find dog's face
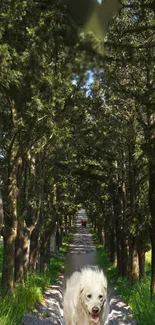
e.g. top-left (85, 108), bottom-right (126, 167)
top-left (80, 281), bottom-right (107, 324)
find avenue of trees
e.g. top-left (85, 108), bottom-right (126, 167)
top-left (1, 0), bottom-right (155, 297)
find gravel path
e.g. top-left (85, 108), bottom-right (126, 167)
top-left (21, 210), bottom-right (136, 325)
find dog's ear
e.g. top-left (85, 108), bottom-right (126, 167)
top-left (100, 278), bottom-right (107, 296)
top-left (80, 287), bottom-right (84, 294)
top-left (99, 271), bottom-right (107, 290)
top-left (101, 285), bottom-right (107, 299)
top-left (103, 286), bottom-right (107, 292)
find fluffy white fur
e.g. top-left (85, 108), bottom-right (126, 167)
top-left (63, 266), bottom-right (108, 325)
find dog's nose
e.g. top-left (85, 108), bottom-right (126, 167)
top-left (92, 306), bottom-right (99, 314)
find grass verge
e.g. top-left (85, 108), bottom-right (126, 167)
top-left (0, 233), bottom-right (72, 325)
top-left (95, 240), bottom-right (155, 325)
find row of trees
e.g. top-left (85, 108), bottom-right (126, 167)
top-left (83, 0), bottom-right (155, 296)
top-left (1, 0), bottom-right (155, 298)
top-left (104, 0), bottom-right (155, 295)
top-left (0, 0), bottom-right (101, 291)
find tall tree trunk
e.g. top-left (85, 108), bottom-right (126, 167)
top-left (149, 159), bottom-right (155, 296)
top-left (40, 234), bottom-right (50, 272)
top-left (97, 219), bottom-right (103, 244)
top-left (29, 225), bottom-right (40, 271)
top-left (14, 157), bottom-right (26, 283)
top-left (128, 119), bottom-right (136, 217)
top-left (117, 151), bottom-right (129, 277)
top-left (0, 188), bottom-right (4, 234)
top-left (114, 195), bottom-right (128, 277)
top-left (115, 238), bottom-right (122, 275)
top-left (25, 154), bottom-right (44, 273)
top-left (64, 215), bottom-right (68, 234)
top-left (23, 205), bottom-right (37, 275)
top-left (128, 237), bottom-right (139, 281)
top-left (109, 229), bottom-right (116, 264)
top-left (113, 188), bottom-right (122, 274)
top-left (104, 229), bottom-right (110, 253)
top-left (15, 219), bottom-right (24, 283)
top-left (137, 240), bottom-right (146, 280)
top-left (40, 216), bottom-right (57, 272)
top-left (23, 228), bottom-right (31, 276)
top-left (120, 236), bottom-right (128, 277)
top-left (2, 157), bottom-right (17, 292)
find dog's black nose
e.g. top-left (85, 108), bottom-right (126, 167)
top-left (92, 307), bottom-right (99, 314)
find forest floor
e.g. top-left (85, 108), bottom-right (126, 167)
top-left (21, 212), bottom-right (136, 325)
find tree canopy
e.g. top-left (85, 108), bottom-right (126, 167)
top-left (1, 0), bottom-right (155, 297)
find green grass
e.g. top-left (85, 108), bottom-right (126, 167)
top-left (96, 242), bottom-right (155, 325)
top-left (0, 233), bottom-right (72, 325)
top-left (146, 250), bottom-right (151, 273)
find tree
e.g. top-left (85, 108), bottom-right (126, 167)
top-left (103, 0), bottom-right (154, 290)
top-left (0, 0), bottom-right (78, 291)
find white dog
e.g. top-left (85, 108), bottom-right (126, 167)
top-left (63, 266), bottom-right (108, 325)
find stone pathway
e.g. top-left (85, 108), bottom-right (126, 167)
top-left (21, 210), bottom-right (136, 325)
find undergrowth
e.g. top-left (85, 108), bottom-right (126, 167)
top-left (95, 240), bottom-right (155, 325)
top-left (0, 233), bottom-right (72, 325)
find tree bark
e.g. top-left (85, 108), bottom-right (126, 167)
top-left (0, 188), bottom-right (4, 234)
top-left (119, 151), bottom-right (128, 277)
top-left (128, 237), bottom-right (139, 281)
top-left (40, 235), bottom-right (51, 272)
top-left (23, 228), bottom-right (31, 276)
top-left (113, 189), bottom-right (122, 275)
top-left (115, 219), bottom-right (122, 275)
top-left (137, 242), bottom-right (146, 280)
top-left (29, 224), bottom-right (40, 271)
top-left (14, 219), bottom-right (24, 283)
top-left (120, 236), bottom-right (128, 277)
top-left (2, 157), bottom-right (18, 292)
top-left (109, 230), bottom-right (116, 264)
top-left (149, 159), bottom-right (155, 296)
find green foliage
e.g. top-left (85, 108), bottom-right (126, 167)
top-left (59, 233), bottom-right (73, 254)
top-left (129, 280), bottom-right (155, 325)
top-left (1, 0), bottom-right (98, 293)
top-left (0, 0), bottom-right (154, 311)
top-left (112, 278), bottom-right (155, 325)
top-left (146, 251), bottom-right (151, 274)
top-left (0, 234), bottom-right (71, 325)
top-left (97, 243), bottom-right (155, 325)
top-left (96, 245), bottom-right (111, 275)
top-left (0, 274), bottom-right (45, 325)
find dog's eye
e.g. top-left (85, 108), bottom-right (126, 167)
top-left (87, 294), bottom-right (92, 299)
top-left (99, 295), bottom-right (103, 299)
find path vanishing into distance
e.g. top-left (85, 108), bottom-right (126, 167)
top-left (21, 210), bottom-right (136, 325)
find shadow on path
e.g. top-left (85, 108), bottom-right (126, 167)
top-left (21, 209), bottom-right (136, 325)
